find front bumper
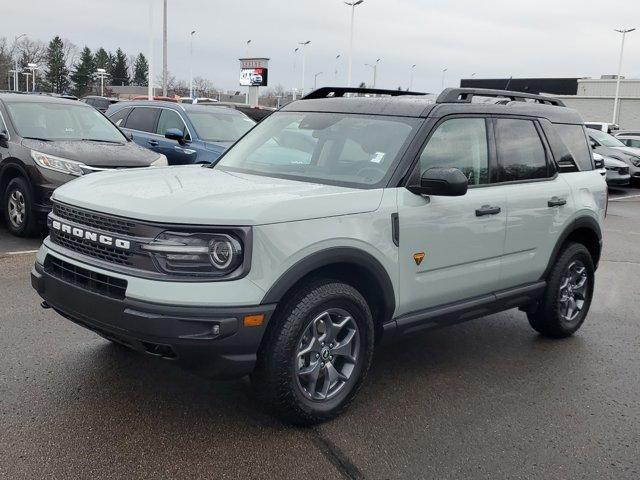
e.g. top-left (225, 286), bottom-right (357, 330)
top-left (31, 261), bottom-right (276, 379)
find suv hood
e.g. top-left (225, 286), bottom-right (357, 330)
top-left (22, 138), bottom-right (159, 167)
top-left (52, 166), bottom-right (384, 225)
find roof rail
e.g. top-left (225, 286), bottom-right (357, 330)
top-left (302, 86), bottom-right (427, 100)
top-left (436, 88), bottom-right (566, 107)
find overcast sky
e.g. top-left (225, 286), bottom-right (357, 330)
top-left (6, 0), bottom-right (640, 93)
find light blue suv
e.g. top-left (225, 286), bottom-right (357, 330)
top-left (105, 101), bottom-right (255, 165)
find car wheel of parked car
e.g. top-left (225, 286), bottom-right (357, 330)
top-left (3, 177), bottom-right (39, 237)
top-left (528, 242), bottom-right (595, 338)
top-left (251, 280), bottom-right (375, 425)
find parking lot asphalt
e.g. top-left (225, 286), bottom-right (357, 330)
top-left (1, 189), bottom-right (639, 479)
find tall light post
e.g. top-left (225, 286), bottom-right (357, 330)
top-left (246, 39), bottom-right (252, 57)
top-left (334, 54), bottom-right (341, 82)
top-left (189, 30), bottom-right (196, 99)
top-left (365, 58), bottom-right (380, 87)
top-left (9, 69), bottom-right (18, 91)
top-left (344, 0), bottom-right (364, 87)
top-left (298, 40), bottom-right (310, 96)
top-left (162, 0), bottom-right (168, 97)
top-left (21, 72), bottom-right (31, 93)
top-left (13, 33), bottom-right (26, 92)
top-left (441, 68), bottom-right (448, 91)
top-left (613, 28), bottom-right (635, 125)
top-left (148, 0), bottom-right (155, 100)
top-left (314, 72), bottom-right (323, 90)
top-left (27, 63), bottom-right (38, 92)
top-left (409, 64), bottom-right (416, 91)
top-left (96, 68), bottom-right (108, 96)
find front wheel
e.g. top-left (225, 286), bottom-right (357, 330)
top-left (528, 242), bottom-right (595, 338)
top-left (251, 280), bottom-right (375, 425)
top-left (3, 177), bottom-right (39, 237)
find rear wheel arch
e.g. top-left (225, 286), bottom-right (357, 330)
top-left (261, 247), bottom-right (396, 340)
top-left (0, 162), bottom-right (30, 202)
top-left (543, 217), bottom-right (602, 279)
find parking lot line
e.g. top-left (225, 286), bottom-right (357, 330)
top-left (610, 193), bottom-right (640, 201)
top-left (4, 249), bottom-right (39, 256)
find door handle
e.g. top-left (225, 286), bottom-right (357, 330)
top-left (148, 140), bottom-right (159, 147)
top-left (476, 205), bottom-right (501, 217)
top-left (174, 145), bottom-right (196, 154)
top-left (548, 197), bottom-right (567, 207)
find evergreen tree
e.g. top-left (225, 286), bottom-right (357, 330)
top-left (111, 48), bottom-right (129, 86)
top-left (94, 48), bottom-right (111, 73)
top-left (133, 53), bottom-right (148, 86)
top-left (70, 46), bottom-right (95, 97)
top-left (44, 36), bottom-right (70, 94)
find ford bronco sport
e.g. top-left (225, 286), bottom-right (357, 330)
top-left (31, 87), bottom-right (606, 425)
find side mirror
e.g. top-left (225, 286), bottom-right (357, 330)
top-left (590, 139), bottom-right (597, 149)
top-left (0, 130), bottom-right (8, 144)
top-left (407, 167), bottom-right (468, 197)
top-left (593, 157), bottom-right (604, 169)
top-left (165, 128), bottom-right (186, 144)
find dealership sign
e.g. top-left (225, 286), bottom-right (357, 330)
top-left (239, 57), bottom-right (269, 87)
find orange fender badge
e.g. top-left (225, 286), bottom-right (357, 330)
top-left (413, 252), bottom-right (425, 266)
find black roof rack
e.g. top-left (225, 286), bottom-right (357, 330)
top-left (436, 88), bottom-right (566, 107)
top-left (302, 86), bottom-right (427, 99)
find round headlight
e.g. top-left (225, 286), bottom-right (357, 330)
top-left (208, 238), bottom-right (234, 269)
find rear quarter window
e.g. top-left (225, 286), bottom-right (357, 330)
top-left (554, 124), bottom-right (593, 171)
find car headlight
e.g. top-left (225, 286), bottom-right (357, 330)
top-left (31, 150), bottom-right (86, 176)
top-left (628, 156), bottom-right (640, 167)
top-left (151, 154), bottom-right (168, 167)
top-left (141, 231), bottom-right (244, 277)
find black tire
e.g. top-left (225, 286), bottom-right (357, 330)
top-left (251, 280), bottom-right (375, 425)
top-left (3, 177), bottom-right (39, 237)
top-left (528, 242), bottom-right (595, 338)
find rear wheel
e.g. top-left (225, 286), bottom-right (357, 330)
top-left (251, 280), bottom-right (375, 425)
top-left (528, 242), bottom-right (595, 338)
top-left (3, 177), bottom-right (39, 237)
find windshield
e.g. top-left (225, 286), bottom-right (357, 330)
top-left (6, 101), bottom-right (126, 143)
top-left (189, 110), bottom-right (255, 142)
top-left (215, 112), bottom-right (419, 188)
top-left (589, 129), bottom-right (625, 148)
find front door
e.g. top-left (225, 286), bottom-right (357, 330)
top-left (397, 117), bottom-right (507, 316)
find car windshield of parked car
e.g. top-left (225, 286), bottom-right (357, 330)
top-left (215, 111), bottom-right (419, 188)
top-left (6, 101), bottom-right (126, 143)
top-left (189, 110), bottom-right (256, 142)
top-left (590, 129), bottom-right (625, 148)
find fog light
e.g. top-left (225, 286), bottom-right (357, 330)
top-left (211, 324), bottom-right (220, 335)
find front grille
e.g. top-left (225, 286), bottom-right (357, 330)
top-left (44, 255), bottom-right (127, 300)
top-left (619, 167), bottom-right (630, 175)
top-left (53, 203), bottom-right (136, 235)
top-left (50, 229), bottom-right (133, 266)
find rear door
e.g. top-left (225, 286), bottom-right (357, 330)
top-left (397, 116), bottom-right (507, 316)
top-left (122, 107), bottom-right (161, 153)
top-left (494, 117), bottom-right (573, 288)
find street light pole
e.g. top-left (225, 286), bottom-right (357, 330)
top-left (314, 72), bottom-right (323, 90)
top-left (334, 54), bottom-right (341, 82)
top-left (13, 33), bottom-right (26, 92)
top-left (345, 0), bottom-right (364, 88)
top-left (22, 72), bottom-right (31, 93)
top-left (409, 64), bottom-right (416, 91)
top-left (441, 68), bottom-right (448, 91)
top-left (148, 0), bottom-right (154, 100)
top-left (27, 63), bottom-right (38, 92)
top-left (298, 40), bottom-right (310, 96)
top-left (613, 28), bottom-right (635, 125)
top-left (96, 68), bottom-right (107, 96)
top-left (162, 0), bottom-right (168, 97)
top-left (364, 59), bottom-right (379, 87)
top-left (189, 30), bottom-right (196, 99)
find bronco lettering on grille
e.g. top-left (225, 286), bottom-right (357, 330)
top-left (51, 220), bottom-right (131, 250)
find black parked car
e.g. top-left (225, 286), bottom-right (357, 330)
top-left (0, 93), bottom-right (167, 237)
top-left (81, 95), bottom-right (120, 113)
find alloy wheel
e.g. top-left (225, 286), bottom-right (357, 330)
top-left (7, 189), bottom-right (26, 229)
top-left (558, 260), bottom-right (588, 323)
top-left (294, 308), bottom-right (360, 401)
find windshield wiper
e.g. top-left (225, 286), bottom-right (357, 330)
top-left (22, 136), bottom-right (52, 142)
top-left (80, 138), bottom-right (123, 144)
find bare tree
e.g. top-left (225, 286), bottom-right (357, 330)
top-left (61, 38), bottom-right (78, 68)
top-left (14, 37), bottom-right (47, 67)
top-left (192, 76), bottom-right (215, 97)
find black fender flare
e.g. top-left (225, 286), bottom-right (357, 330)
top-left (0, 160), bottom-right (30, 194)
top-left (261, 247), bottom-right (396, 320)
top-left (542, 216), bottom-right (603, 279)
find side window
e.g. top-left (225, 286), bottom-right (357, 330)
top-left (554, 124), bottom-right (593, 171)
top-left (495, 119), bottom-right (549, 182)
top-left (124, 107), bottom-right (159, 133)
top-left (419, 117), bottom-right (489, 185)
top-left (108, 107), bottom-right (132, 127)
top-left (156, 109), bottom-right (190, 140)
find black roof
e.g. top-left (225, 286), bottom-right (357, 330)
top-left (280, 87), bottom-right (583, 124)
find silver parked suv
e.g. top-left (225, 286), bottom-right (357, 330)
top-left (31, 87), bottom-right (607, 424)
